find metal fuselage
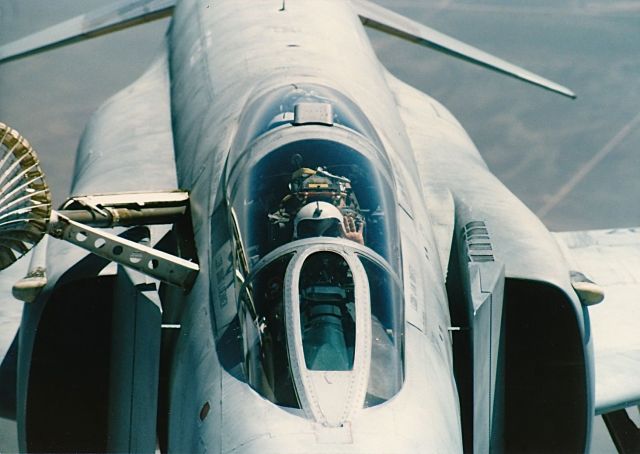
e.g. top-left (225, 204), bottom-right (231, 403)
top-left (13, 0), bottom-right (594, 452)
top-left (167, 0), bottom-right (460, 452)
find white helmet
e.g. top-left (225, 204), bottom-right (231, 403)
top-left (294, 201), bottom-right (344, 239)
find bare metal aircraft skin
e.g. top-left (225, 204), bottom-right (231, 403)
top-left (1, 1), bottom-right (639, 453)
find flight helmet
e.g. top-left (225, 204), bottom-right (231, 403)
top-left (294, 201), bottom-right (343, 239)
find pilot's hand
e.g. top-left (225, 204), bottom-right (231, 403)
top-left (342, 216), bottom-right (364, 245)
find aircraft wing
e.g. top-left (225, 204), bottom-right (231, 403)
top-left (553, 228), bottom-right (640, 415)
top-left (352, 0), bottom-right (576, 99)
top-left (0, 0), bottom-right (174, 64)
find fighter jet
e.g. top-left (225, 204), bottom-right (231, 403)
top-left (0, 1), bottom-right (638, 452)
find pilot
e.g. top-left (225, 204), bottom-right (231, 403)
top-left (269, 166), bottom-right (366, 245)
top-left (293, 201), bottom-right (364, 245)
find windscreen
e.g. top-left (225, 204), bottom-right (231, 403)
top-left (227, 138), bottom-right (401, 272)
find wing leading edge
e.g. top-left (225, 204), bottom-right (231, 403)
top-left (1, 0), bottom-right (575, 100)
top-left (352, 0), bottom-right (576, 99)
top-left (0, 0), bottom-right (175, 65)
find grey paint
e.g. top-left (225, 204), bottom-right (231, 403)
top-left (0, 0), bottom-right (632, 450)
top-left (165, 1), bottom-right (460, 451)
top-left (1, 1), bottom-right (637, 225)
top-left (555, 228), bottom-right (640, 415)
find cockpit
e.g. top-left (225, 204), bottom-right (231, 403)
top-left (223, 84), bottom-right (405, 422)
top-left (226, 136), bottom-right (400, 267)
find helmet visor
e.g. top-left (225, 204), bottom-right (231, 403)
top-left (296, 218), bottom-right (342, 239)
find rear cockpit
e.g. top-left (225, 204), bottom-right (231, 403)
top-left (223, 84), bottom-right (405, 423)
top-left (237, 240), bottom-right (404, 421)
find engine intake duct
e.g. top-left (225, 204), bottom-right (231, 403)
top-left (502, 278), bottom-right (588, 453)
top-left (447, 199), bottom-right (588, 452)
